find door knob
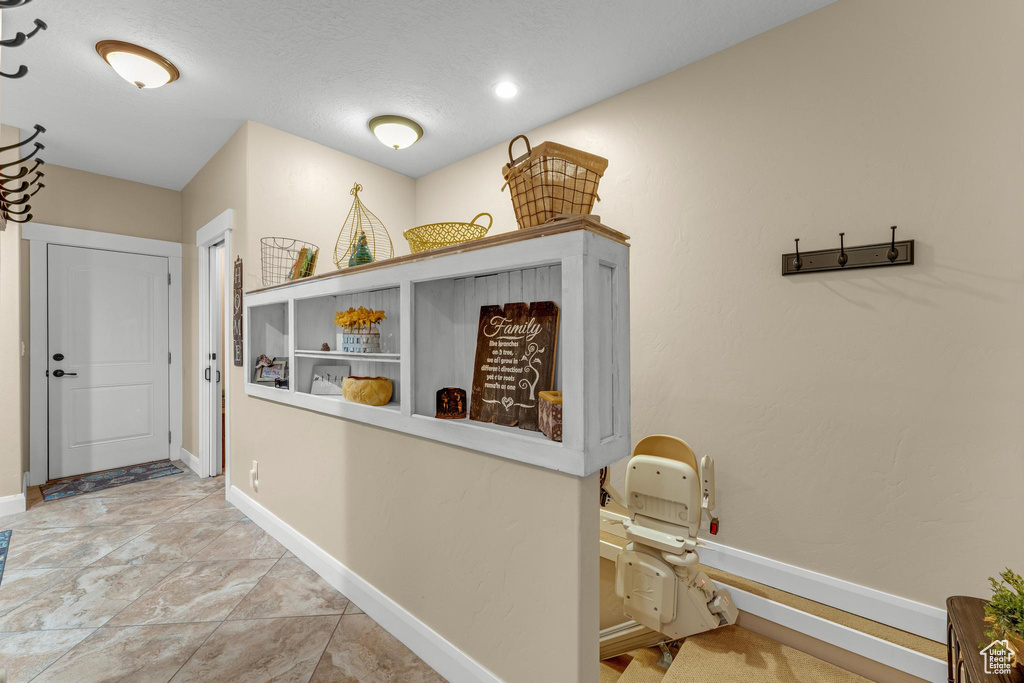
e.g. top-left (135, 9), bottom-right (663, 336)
top-left (52, 369), bottom-right (76, 378)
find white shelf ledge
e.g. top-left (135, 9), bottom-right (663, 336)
top-left (295, 350), bottom-right (401, 363)
top-left (244, 217), bottom-right (631, 477)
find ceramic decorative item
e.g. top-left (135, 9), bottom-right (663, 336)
top-left (342, 376), bottom-right (393, 406)
top-left (334, 306), bottom-right (386, 353)
top-left (334, 183), bottom-right (394, 269)
top-left (538, 390), bottom-right (563, 442)
top-left (435, 388), bottom-right (467, 419)
top-left (321, 343), bottom-right (331, 351)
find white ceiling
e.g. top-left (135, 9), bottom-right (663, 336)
top-left (1, 0), bottom-right (832, 190)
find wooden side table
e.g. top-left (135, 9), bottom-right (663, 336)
top-left (947, 596), bottom-right (1022, 682)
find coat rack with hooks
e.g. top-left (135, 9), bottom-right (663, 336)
top-left (0, 124), bottom-right (47, 229)
top-left (781, 225), bottom-right (914, 276)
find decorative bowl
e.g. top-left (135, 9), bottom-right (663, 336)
top-left (342, 376), bottom-right (393, 406)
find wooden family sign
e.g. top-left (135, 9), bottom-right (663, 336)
top-left (470, 301), bottom-right (560, 431)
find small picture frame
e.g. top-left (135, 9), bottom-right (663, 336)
top-left (255, 357), bottom-right (288, 383)
top-left (311, 365), bottom-right (350, 395)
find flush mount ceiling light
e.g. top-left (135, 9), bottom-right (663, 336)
top-left (493, 81), bottom-right (519, 99)
top-left (95, 40), bottom-right (179, 89)
top-left (368, 115), bottom-right (423, 150)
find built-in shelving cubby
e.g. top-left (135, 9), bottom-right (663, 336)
top-left (244, 216), bottom-right (631, 476)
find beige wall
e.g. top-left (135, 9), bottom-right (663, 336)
top-left (181, 122), bottom-right (249, 455)
top-left (31, 163), bottom-right (181, 241)
top-left (0, 125), bottom-right (24, 497)
top-left (416, 0), bottom-right (1024, 608)
top-left (179, 121), bottom-right (599, 681)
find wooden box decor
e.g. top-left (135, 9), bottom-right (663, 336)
top-left (334, 306), bottom-right (387, 353)
top-left (404, 213), bottom-right (492, 253)
top-left (538, 391), bottom-right (562, 442)
top-left (470, 300), bottom-right (560, 430)
top-left (342, 376), bottom-right (393, 406)
top-left (435, 387), bottom-right (467, 419)
top-left (334, 183), bottom-right (394, 268)
top-left (501, 135), bottom-right (608, 229)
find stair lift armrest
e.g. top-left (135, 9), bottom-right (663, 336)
top-left (700, 455), bottom-right (716, 515)
top-left (623, 518), bottom-right (692, 554)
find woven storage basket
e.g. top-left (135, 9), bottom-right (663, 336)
top-left (403, 213), bottom-right (492, 253)
top-left (501, 135), bottom-right (608, 229)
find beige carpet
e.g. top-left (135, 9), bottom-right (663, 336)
top-left (661, 627), bottom-right (870, 683)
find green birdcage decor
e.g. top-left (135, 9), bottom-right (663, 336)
top-left (334, 182), bottom-right (394, 269)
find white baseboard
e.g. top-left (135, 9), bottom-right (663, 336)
top-left (0, 491), bottom-right (26, 517)
top-left (600, 510), bottom-right (945, 642)
top-left (179, 447), bottom-right (201, 476)
top-left (226, 485), bottom-right (501, 683)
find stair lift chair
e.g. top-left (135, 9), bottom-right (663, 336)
top-left (609, 435), bottom-right (738, 654)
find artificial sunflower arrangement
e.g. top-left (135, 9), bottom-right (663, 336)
top-left (333, 306), bottom-right (387, 333)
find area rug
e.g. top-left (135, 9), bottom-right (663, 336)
top-left (0, 530), bottom-right (10, 587)
top-left (41, 461), bottom-right (183, 501)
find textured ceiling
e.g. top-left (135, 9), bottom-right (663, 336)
top-left (1, 0), bottom-right (832, 189)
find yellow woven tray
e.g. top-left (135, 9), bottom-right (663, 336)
top-left (403, 213), bottom-right (492, 253)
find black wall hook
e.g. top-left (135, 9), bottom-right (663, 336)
top-left (0, 65), bottom-right (29, 79)
top-left (0, 159), bottom-right (43, 180)
top-left (2, 192), bottom-right (31, 206)
top-left (3, 203), bottom-right (31, 216)
top-left (792, 238), bottom-right (802, 271)
top-left (0, 180), bottom-right (28, 194)
top-left (28, 183), bottom-right (44, 198)
top-left (0, 124), bottom-right (45, 153)
top-left (0, 0), bottom-right (35, 7)
top-left (887, 226), bottom-right (899, 262)
top-left (837, 233), bottom-right (848, 266)
top-left (0, 19), bottom-right (47, 48)
top-left (0, 142), bottom-right (43, 169)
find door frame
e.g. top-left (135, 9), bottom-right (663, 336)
top-left (196, 209), bottom-right (233, 481)
top-left (24, 222), bottom-right (183, 486)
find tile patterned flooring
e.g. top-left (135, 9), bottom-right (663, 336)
top-left (0, 462), bottom-right (445, 682)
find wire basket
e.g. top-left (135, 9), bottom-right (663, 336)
top-left (260, 237), bottom-right (320, 287)
top-left (501, 135), bottom-right (608, 229)
top-left (403, 213), bottom-right (492, 253)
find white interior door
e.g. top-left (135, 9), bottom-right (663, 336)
top-left (48, 245), bottom-right (170, 479)
top-left (210, 241), bottom-right (225, 475)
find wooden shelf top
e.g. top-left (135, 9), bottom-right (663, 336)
top-left (248, 214), bottom-right (629, 295)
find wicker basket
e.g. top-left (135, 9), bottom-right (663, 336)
top-left (404, 213), bottom-right (492, 253)
top-left (501, 135), bottom-right (608, 229)
top-left (260, 237), bottom-right (320, 287)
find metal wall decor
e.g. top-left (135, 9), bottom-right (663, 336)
top-left (782, 225), bottom-right (913, 276)
top-left (333, 183), bottom-right (393, 269)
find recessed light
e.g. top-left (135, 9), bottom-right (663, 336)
top-left (96, 40), bottom-right (179, 89)
top-left (494, 81), bottom-right (519, 99)
top-left (368, 115), bottom-right (423, 150)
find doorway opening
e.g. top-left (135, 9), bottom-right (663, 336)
top-left (196, 210), bottom-right (233, 483)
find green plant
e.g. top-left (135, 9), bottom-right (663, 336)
top-left (985, 568), bottom-right (1024, 643)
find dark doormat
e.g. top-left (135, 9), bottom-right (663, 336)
top-left (41, 461), bottom-right (183, 502)
top-left (0, 530), bottom-right (10, 586)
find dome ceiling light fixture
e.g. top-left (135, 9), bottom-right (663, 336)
top-left (368, 115), bottom-right (423, 150)
top-left (95, 40), bottom-right (180, 89)
top-left (493, 81), bottom-right (519, 99)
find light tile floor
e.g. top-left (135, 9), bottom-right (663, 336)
top-left (0, 462), bottom-right (444, 683)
